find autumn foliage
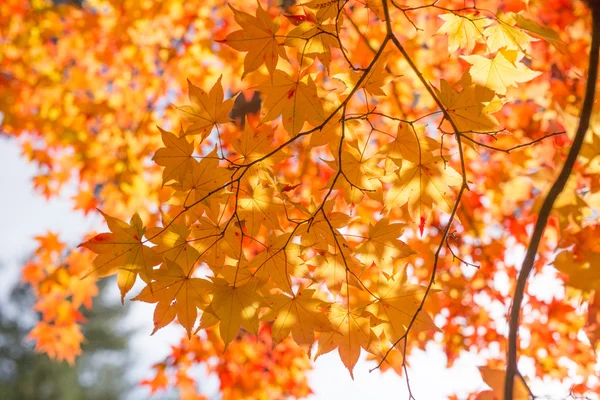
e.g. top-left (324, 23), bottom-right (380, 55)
top-left (3, 0), bottom-right (600, 398)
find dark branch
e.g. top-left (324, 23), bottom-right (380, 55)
top-left (504, 5), bottom-right (600, 399)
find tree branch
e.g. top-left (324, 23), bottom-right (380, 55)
top-left (504, 5), bottom-right (600, 399)
top-left (369, 0), bottom-right (471, 378)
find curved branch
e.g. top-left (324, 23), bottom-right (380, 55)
top-left (504, 6), bottom-right (600, 399)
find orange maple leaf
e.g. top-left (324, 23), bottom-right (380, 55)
top-left (263, 288), bottom-right (333, 348)
top-left (153, 126), bottom-right (196, 185)
top-left (133, 258), bottom-right (211, 338)
top-left (176, 77), bottom-right (235, 140)
top-left (257, 69), bottom-right (325, 135)
top-left (79, 211), bottom-right (161, 302)
top-left (220, 2), bottom-right (287, 78)
top-left (315, 304), bottom-right (374, 379)
top-left (201, 278), bottom-right (263, 349)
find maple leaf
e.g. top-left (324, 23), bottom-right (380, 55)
top-left (315, 304), bottom-right (373, 379)
top-left (27, 322), bottom-right (84, 365)
top-left (461, 50), bottom-right (541, 95)
top-left (176, 77), bottom-right (235, 140)
top-left (366, 270), bottom-right (440, 344)
top-left (302, 0), bottom-right (341, 21)
top-left (248, 234), bottom-right (301, 294)
top-left (514, 14), bottom-right (564, 52)
top-left (146, 221), bottom-right (200, 267)
top-left (335, 51), bottom-right (393, 97)
top-left (305, 247), bottom-right (363, 295)
top-left (309, 114), bottom-right (342, 148)
top-left (79, 211), bottom-right (161, 302)
top-left (355, 217), bottom-right (415, 268)
top-left (379, 122), bottom-right (441, 169)
top-left (484, 12), bottom-right (534, 53)
top-left (380, 122), bottom-right (419, 164)
top-left (385, 152), bottom-right (462, 224)
top-left (202, 278), bottom-right (263, 348)
top-left (553, 250), bottom-right (600, 292)
top-left (190, 216), bottom-right (242, 269)
top-left (71, 188), bottom-right (99, 215)
top-left (365, 0), bottom-right (385, 21)
top-left (296, 200), bottom-right (351, 251)
top-left (476, 367), bottom-right (529, 400)
top-left (238, 178), bottom-right (284, 236)
top-left (153, 126), bottom-right (196, 185)
top-left (220, 3), bottom-right (287, 78)
top-left (285, 9), bottom-right (339, 69)
top-left (169, 147), bottom-right (232, 208)
top-left (263, 288), bottom-right (333, 348)
top-left (437, 13), bottom-right (490, 53)
top-left (141, 364), bottom-right (169, 394)
top-left (34, 232), bottom-right (65, 254)
top-left (326, 145), bottom-right (383, 205)
top-left (230, 118), bottom-right (276, 165)
top-left (133, 257), bottom-right (212, 338)
top-left (435, 79), bottom-right (499, 133)
top-left (257, 69), bottom-right (325, 135)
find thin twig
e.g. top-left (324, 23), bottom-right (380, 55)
top-left (460, 131), bottom-right (565, 153)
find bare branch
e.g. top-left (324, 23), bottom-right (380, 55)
top-left (504, 6), bottom-right (600, 399)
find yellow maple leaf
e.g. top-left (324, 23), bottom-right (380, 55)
top-left (302, 0), bottom-right (342, 21)
top-left (258, 69), bottom-right (325, 135)
top-left (231, 117), bottom-right (277, 165)
top-left (461, 50), bottom-right (541, 95)
top-left (304, 246), bottom-right (363, 295)
top-left (484, 12), bottom-right (534, 53)
top-left (170, 147), bottom-right (232, 207)
top-left (220, 3), bottom-right (287, 78)
top-left (153, 126), bottom-right (195, 186)
top-left (355, 217), bottom-right (415, 268)
top-left (190, 216), bottom-right (242, 269)
top-left (385, 152), bottom-right (462, 225)
top-left (379, 122), bottom-right (443, 178)
top-left (80, 211), bottom-right (161, 302)
top-left (263, 288), bottom-right (333, 347)
top-left (366, 270), bottom-right (440, 344)
top-left (436, 79), bottom-right (499, 133)
top-left (335, 51), bottom-right (393, 97)
top-left (553, 250), bottom-right (600, 292)
top-left (202, 278), bottom-right (263, 348)
top-left (380, 122), bottom-right (423, 166)
top-left (238, 178), bottom-right (284, 236)
top-left (248, 233), bottom-right (302, 294)
top-left (176, 77), bottom-right (235, 140)
top-left (285, 9), bottom-right (339, 69)
top-left (296, 201), bottom-right (351, 251)
top-left (309, 114), bottom-right (342, 148)
top-left (315, 304), bottom-right (373, 379)
top-left (437, 13), bottom-right (490, 53)
top-left (335, 146), bottom-right (383, 205)
top-left (146, 222), bottom-right (196, 265)
top-left (132, 258), bottom-right (211, 338)
top-left (514, 13), bottom-right (564, 52)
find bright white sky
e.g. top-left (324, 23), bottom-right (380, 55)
top-left (1, 136), bottom-right (574, 399)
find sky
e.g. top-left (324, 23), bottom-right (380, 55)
top-left (1, 135), bottom-right (573, 399)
